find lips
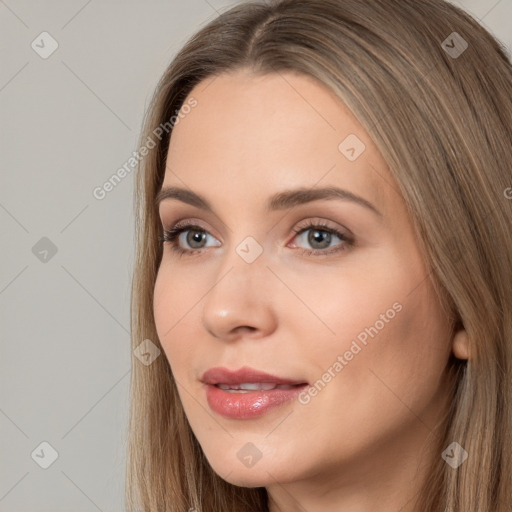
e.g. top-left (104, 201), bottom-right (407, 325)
top-left (201, 366), bottom-right (308, 387)
top-left (201, 366), bottom-right (309, 419)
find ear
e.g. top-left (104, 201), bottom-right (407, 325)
top-left (452, 325), bottom-right (469, 360)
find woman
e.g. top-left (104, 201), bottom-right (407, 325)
top-left (126, 1), bottom-right (512, 510)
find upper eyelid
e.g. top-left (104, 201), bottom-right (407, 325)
top-left (163, 218), bottom-right (345, 233)
top-left (161, 215), bottom-right (348, 231)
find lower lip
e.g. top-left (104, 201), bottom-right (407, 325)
top-left (204, 383), bottom-right (308, 419)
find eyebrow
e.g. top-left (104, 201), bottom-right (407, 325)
top-left (155, 185), bottom-right (382, 217)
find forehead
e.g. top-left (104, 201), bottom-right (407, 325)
top-left (163, 70), bottom-right (395, 217)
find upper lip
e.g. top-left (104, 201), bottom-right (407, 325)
top-left (201, 366), bottom-right (308, 386)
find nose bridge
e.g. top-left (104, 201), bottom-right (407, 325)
top-left (200, 235), bottom-right (276, 338)
top-left (208, 234), bottom-right (270, 307)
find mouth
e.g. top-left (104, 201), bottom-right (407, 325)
top-left (214, 382), bottom-right (305, 392)
top-left (201, 365), bottom-right (308, 387)
top-left (201, 366), bottom-right (309, 419)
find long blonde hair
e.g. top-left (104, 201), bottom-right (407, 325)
top-left (126, 1), bottom-right (512, 510)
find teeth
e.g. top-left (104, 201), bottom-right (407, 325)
top-left (217, 382), bottom-right (298, 391)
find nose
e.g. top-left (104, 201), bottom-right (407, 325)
top-left (200, 246), bottom-right (278, 341)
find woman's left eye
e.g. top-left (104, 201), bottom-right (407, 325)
top-left (290, 223), bottom-right (352, 256)
top-left (158, 222), bottom-right (353, 257)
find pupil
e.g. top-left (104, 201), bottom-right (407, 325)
top-left (188, 230), bottom-right (205, 248)
top-left (309, 229), bottom-right (330, 249)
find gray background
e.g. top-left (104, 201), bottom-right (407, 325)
top-left (0, 1), bottom-right (510, 511)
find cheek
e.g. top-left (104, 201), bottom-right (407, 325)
top-left (153, 266), bottom-right (174, 342)
top-left (295, 254), bottom-right (451, 409)
top-left (316, 291), bottom-right (450, 438)
top-left (153, 264), bottom-right (199, 375)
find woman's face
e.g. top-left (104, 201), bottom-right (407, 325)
top-left (153, 69), bottom-right (458, 495)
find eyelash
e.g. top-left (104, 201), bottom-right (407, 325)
top-left (158, 220), bottom-right (353, 258)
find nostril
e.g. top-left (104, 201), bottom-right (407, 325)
top-left (238, 325), bottom-right (257, 333)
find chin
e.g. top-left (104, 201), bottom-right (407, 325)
top-left (221, 472), bottom-right (271, 488)
top-left (206, 453), bottom-right (300, 488)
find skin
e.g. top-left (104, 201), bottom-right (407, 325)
top-left (153, 69), bottom-right (469, 512)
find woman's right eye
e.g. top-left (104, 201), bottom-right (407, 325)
top-left (158, 224), bottom-right (221, 256)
